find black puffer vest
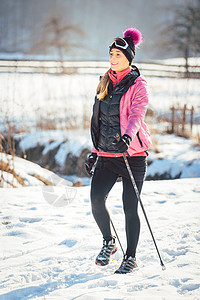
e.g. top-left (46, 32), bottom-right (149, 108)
top-left (91, 67), bottom-right (140, 153)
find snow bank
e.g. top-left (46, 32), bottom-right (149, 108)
top-left (17, 129), bottom-right (92, 166)
top-left (17, 130), bottom-right (69, 152)
top-left (147, 134), bottom-right (200, 179)
top-left (16, 130), bottom-right (200, 181)
top-left (0, 152), bottom-right (72, 188)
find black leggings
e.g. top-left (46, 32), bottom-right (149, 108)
top-left (91, 155), bottom-right (147, 258)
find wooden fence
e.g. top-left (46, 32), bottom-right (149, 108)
top-left (170, 105), bottom-right (194, 136)
top-left (0, 60), bottom-right (200, 78)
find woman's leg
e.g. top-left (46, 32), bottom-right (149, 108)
top-left (122, 178), bottom-right (143, 257)
top-left (91, 158), bottom-right (118, 241)
top-left (121, 156), bottom-right (147, 257)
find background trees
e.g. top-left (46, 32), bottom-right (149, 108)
top-left (28, 15), bottom-right (84, 63)
top-left (161, 0), bottom-right (200, 76)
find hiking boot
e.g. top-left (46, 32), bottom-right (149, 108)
top-left (114, 255), bottom-right (137, 274)
top-left (95, 237), bottom-right (117, 266)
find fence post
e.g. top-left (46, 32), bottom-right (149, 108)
top-left (182, 104), bottom-right (186, 135)
top-left (191, 106), bottom-right (194, 133)
top-left (171, 106), bottom-right (175, 133)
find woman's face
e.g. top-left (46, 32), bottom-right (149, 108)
top-left (109, 48), bottom-right (130, 72)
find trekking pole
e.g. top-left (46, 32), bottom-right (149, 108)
top-left (113, 134), bottom-right (166, 270)
top-left (110, 217), bottom-right (125, 257)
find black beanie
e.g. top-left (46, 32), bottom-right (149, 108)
top-left (109, 27), bottom-right (143, 65)
top-left (109, 38), bottom-right (135, 65)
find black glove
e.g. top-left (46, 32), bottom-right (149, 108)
top-left (85, 153), bottom-right (97, 175)
top-left (115, 134), bottom-right (131, 153)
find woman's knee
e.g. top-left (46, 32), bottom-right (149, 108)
top-left (91, 191), bottom-right (106, 210)
top-left (124, 207), bottom-right (139, 219)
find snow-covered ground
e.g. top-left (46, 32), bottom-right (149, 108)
top-left (0, 177), bottom-right (199, 299)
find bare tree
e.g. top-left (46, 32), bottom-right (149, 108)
top-left (29, 14), bottom-right (84, 70)
top-left (160, 0), bottom-right (200, 77)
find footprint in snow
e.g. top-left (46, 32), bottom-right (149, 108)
top-left (156, 200), bottom-right (166, 204)
top-left (163, 248), bottom-right (189, 257)
top-left (19, 217), bottom-right (42, 223)
top-left (194, 233), bottom-right (200, 241)
top-left (59, 239), bottom-right (77, 247)
top-left (177, 263), bottom-right (189, 267)
top-left (170, 279), bottom-right (200, 294)
top-left (178, 283), bottom-right (200, 294)
top-left (7, 230), bottom-right (24, 236)
top-left (168, 192), bottom-right (176, 196)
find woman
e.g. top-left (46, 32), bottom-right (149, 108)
top-left (85, 27), bottom-right (152, 274)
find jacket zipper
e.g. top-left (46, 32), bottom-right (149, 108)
top-left (136, 132), bottom-right (143, 147)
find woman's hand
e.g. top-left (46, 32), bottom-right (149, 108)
top-left (115, 134), bottom-right (131, 153)
top-left (85, 153), bottom-right (98, 175)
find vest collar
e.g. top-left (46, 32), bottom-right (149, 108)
top-left (108, 67), bottom-right (131, 87)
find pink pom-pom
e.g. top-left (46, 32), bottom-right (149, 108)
top-left (123, 27), bottom-right (143, 46)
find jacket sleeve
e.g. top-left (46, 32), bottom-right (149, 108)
top-left (124, 78), bottom-right (149, 139)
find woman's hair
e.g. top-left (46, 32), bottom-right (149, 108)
top-left (96, 69), bottom-right (111, 100)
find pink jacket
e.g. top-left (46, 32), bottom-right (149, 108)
top-left (92, 74), bottom-right (152, 157)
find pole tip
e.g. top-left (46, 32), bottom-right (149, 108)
top-left (161, 264), bottom-right (166, 271)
